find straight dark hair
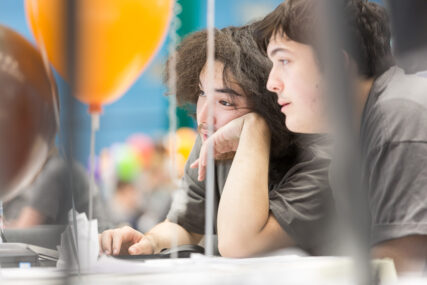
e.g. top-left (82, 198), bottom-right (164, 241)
top-left (254, 0), bottom-right (394, 78)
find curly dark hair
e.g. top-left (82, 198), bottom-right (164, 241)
top-left (254, 0), bottom-right (394, 78)
top-left (164, 23), bottom-right (297, 184)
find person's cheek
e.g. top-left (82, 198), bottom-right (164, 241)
top-left (222, 112), bottom-right (237, 128)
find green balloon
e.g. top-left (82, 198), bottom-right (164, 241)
top-left (116, 145), bottom-right (141, 182)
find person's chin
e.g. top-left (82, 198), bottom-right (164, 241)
top-left (286, 119), bottom-right (324, 134)
top-left (285, 118), bottom-right (304, 133)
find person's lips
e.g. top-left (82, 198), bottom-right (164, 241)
top-left (201, 132), bottom-right (208, 141)
top-left (278, 99), bottom-right (291, 112)
top-left (198, 123), bottom-right (211, 141)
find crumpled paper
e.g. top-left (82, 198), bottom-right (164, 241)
top-left (57, 210), bottom-right (99, 272)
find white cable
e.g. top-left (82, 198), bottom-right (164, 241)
top-left (168, 2), bottom-right (181, 258)
top-left (205, 0), bottom-right (215, 257)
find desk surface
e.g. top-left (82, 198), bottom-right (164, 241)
top-left (0, 255), bottom-right (422, 285)
top-left (0, 255), bottom-right (427, 285)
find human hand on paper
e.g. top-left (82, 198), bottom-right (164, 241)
top-left (99, 226), bottom-right (157, 256)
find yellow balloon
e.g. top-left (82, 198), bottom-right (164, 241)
top-left (176, 127), bottom-right (197, 160)
top-left (26, 0), bottom-right (174, 112)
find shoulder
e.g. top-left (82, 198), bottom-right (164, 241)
top-left (272, 134), bottom-right (332, 193)
top-left (363, 68), bottom-right (427, 148)
top-left (294, 134), bottom-right (332, 170)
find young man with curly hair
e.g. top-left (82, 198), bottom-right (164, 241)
top-left (99, 24), bottom-right (334, 258)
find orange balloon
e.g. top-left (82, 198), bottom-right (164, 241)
top-left (25, 0), bottom-right (174, 113)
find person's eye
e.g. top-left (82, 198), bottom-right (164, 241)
top-left (198, 90), bottom-right (206, 97)
top-left (278, 59), bottom-right (290, 65)
top-left (219, 100), bottom-right (233, 107)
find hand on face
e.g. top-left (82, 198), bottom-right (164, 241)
top-left (191, 113), bottom-right (258, 181)
top-left (99, 226), bottom-right (156, 256)
top-left (193, 61), bottom-right (254, 180)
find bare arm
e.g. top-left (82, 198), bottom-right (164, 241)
top-left (216, 114), bottom-right (294, 257)
top-left (8, 207), bottom-right (45, 228)
top-left (372, 235), bottom-right (427, 274)
top-left (99, 219), bottom-right (202, 255)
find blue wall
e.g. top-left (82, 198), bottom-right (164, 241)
top-left (0, 0), bottom-right (382, 164)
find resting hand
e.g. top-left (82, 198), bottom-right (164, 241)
top-left (99, 226), bottom-right (157, 255)
top-left (191, 113), bottom-right (260, 181)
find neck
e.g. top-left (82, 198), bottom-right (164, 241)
top-left (355, 77), bottom-right (374, 128)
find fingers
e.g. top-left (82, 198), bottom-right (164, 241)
top-left (128, 236), bottom-right (155, 255)
top-left (198, 141), bottom-right (208, 181)
top-left (99, 226), bottom-right (143, 256)
top-left (216, 152), bottom-right (235, 161)
top-left (98, 234), bottom-right (104, 255)
top-left (99, 229), bottom-right (114, 255)
top-left (112, 229), bottom-right (125, 255)
top-left (190, 159), bottom-right (199, 169)
top-left (196, 135), bottom-right (229, 181)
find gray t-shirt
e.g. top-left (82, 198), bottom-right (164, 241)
top-left (167, 134), bottom-right (333, 254)
top-left (4, 155), bottom-right (110, 230)
top-left (361, 66), bottom-right (427, 245)
top-left (3, 156), bottom-right (90, 224)
top-left (27, 156), bottom-right (91, 225)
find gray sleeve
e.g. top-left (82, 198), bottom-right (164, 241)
top-left (367, 142), bottom-right (427, 245)
top-left (269, 147), bottom-right (333, 254)
top-left (167, 136), bottom-right (208, 234)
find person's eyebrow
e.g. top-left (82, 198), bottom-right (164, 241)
top-left (199, 80), bottom-right (241, 96)
top-left (268, 47), bottom-right (292, 57)
top-left (215, 88), bottom-right (242, 96)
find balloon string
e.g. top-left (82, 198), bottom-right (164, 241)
top-left (89, 113), bottom-right (99, 221)
top-left (205, 0), bottom-right (215, 257)
top-left (87, 113), bottom-right (99, 269)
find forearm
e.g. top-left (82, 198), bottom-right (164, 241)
top-left (217, 114), bottom-right (272, 256)
top-left (145, 219), bottom-right (203, 253)
top-left (11, 207), bottom-right (45, 228)
top-left (372, 235), bottom-right (427, 274)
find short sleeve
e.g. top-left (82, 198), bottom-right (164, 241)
top-left (363, 95), bottom-right (427, 245)
top-left (167, 136), bottom-right (214, 234)
top-left (367, 141), bottom-right (427, 245)
top-left (269, 140), bottom-right (334, 254)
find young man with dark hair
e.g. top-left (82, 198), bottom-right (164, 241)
top-left (99, 24), bottom-right (334, 258)
top-left (254, 0), bottom-right (427, 273)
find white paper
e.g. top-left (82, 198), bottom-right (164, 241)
top-left (56, 210), bottom-right (99, 272)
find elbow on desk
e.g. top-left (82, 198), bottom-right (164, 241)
top-left (218, 235), bottom-right (254, 258)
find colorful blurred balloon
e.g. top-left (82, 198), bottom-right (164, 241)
top-left (166, 127), bottom-right (197, 177)
top-left (127, 134), bottom-right (155, 169)
top-left (176, 127), bottom-right (197, 160)
top-left (0, 25), bottom-right (58, 201)
top-left (25, 0), bottom-right (174, 113)
top-left (111, 144), bottom-right (142, 183)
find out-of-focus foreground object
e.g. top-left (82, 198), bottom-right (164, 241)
top-left (25, 0), bottom-right (174, 113)
top-left (387, 0), bottom-right (427, 73)
top-left (0, 24), bottom-right (57, 201)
